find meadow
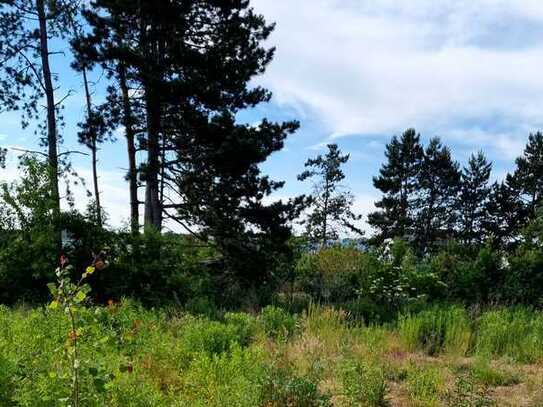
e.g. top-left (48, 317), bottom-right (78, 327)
top-left (1, 302), bottom-right (543, 406)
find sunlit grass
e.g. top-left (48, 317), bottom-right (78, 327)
top-left (1, 302), bottom-right (543, 406)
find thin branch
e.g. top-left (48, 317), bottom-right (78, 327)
top-left (58, 150), bottom-right (89, 157)
top-left (9, 147), bottom-right (48, 157)
top-left (55, 90), bottom-right (74, 107)
top-left (163, 210), bottom-right (206, 241)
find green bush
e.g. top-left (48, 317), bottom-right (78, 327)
top-left (295, 245), bottom-right (375, 303)
top-left (261, 367), bottom-right (332, 407)
top-left (430, 243), bottom-right (503, 304)
top-left (363, 240), bottom-right (446, 314)
top-left (341, 359), bottom-right (387, 406)
top-left (399, 305), bottom-right (471, 355)
top-left (107, 374), bottom-right (168, 407)
top-left (260, 305), bottom-right (297, 339)
top-left (181, 317), bottom-right (248, 355)
top-left (223, 312), bottom-right (258, 346)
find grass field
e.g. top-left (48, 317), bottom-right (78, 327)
top-left (1, 302), bottom-right (543, 406)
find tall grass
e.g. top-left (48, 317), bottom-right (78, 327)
top-left (398, 305), bottom-right (472, 355)
top-left (473, 307), bottom-right (543, 363)
top-left (303, 303), bottom-right (348, 347)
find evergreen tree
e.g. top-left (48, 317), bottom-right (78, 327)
top-left (508, 132), bottom-right (543, 219)
top-left (486, 180), bottom-right (525, 247)
top-left (298, 144), bottom-right (362, 246)
top-left (77, 0), bottom-right (304, 284)
top-left (415, 138), bottom-right (460, 252)
top-left (457, 152), bottom-right (492, 246)
top-left (368, 129), bottom-right (423, 244)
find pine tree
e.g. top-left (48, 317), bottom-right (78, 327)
top-left (486, 180), bottom-right (525, 247)
top-left (508, 132), bottom-right (543, 219)
top-left (415, 138), bottom-right (460, 252)
top-left (457, 152), bottom-right (492, 246)
top-left (77, 0), bottom-right (304, 284)
top-left (368, 129), bottom-right (423, 244)
top-left (298, 144), bottom-right (362, 247)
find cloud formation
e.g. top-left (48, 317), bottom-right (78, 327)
top-left (252, 0), bottom-right (543, 159)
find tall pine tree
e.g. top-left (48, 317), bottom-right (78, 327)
top-left (508, 132), bottom-right (543, 219)
top-left (457, 152), bottom-right (492, 246)
top-left (368, 129), bottom-right (423, 244)
top-left (77, 0), bottom-right (304, 284)
top-left (415, 137), bottom-right (460, 253)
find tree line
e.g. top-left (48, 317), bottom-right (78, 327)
top-left (368, 129), bottom-right (543, 254)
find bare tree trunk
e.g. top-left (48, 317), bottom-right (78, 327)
top-left (143, 85), bottom-right (162, 231)
top-left (118, 64), bottom-right (139, 234)
top-left (82, 68), bottom-right (102, 227)
top-left (37, 0), bottom-right (61, 244)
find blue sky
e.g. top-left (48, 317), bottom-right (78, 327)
top-left (2, 0), bottom-right (543, 232)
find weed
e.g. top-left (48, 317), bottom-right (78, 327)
top-left (445, 374), bottom-right (494, 407)
top-left (341, 359), bottom-right (388, 406)
top-left (405, 364), bottom-right (444, 406)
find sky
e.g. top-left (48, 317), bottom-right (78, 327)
top-left (2, 0), bottom-right (543, 232)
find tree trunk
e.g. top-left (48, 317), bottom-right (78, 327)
top-left (143, 85), bottom-right (162, 231)
top-left (118, 64), bottom-right (139, 234)
top-left (82, 68), bottom-right (102, 227)
top-left (37, 0), bottom-right (61, 244)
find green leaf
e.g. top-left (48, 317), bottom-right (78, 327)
top-left (49, 300), bottom-right (59, 310)
top-left (74, 290), bottom-right (86, 303)
top-left (47, 283), bottom-right (58, 296)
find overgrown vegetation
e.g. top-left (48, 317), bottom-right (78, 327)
top-left (1, 303), bottom-right (542, 406)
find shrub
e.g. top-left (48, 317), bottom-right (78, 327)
top-left (261, 367), bottom-right (332, 407)
top-left (181, 318), bottom-right (247, 355)
top-left (430, 243), bottom-right (503, 304)
top-left (223, 312), bottom-right (257, 346)
top-left (364, 240), bottom-right (446, 314)
top-left (107, 374), bottom-right (168, 407)
top-left (399, 305), bottom-right (471, 355)
top-left (295, 245), bottom-right (375, 303)
top-left (260, 306), bottom-right (297, 339)
top-left (341, 359), bottom-right (387, 406)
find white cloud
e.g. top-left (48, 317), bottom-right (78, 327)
top-left (252, 0), bottom-right (543, 158)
